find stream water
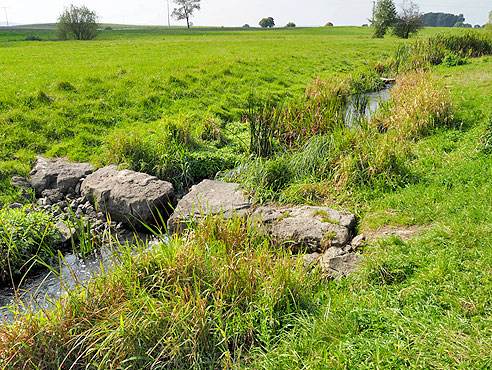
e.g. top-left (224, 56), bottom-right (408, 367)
top-left (0, 231), bottom-right (161, 323)
top-left (345, 87), bottom-right (392, 125)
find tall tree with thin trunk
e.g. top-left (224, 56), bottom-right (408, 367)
top-left (371, 0), bottom-right (397, 38)
top-left (392, 0), bottom-right (423, 39)
top-left (172, 0), bottom-right (201, 29)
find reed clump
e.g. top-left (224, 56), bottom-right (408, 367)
top-left (370, 72), bottom-right (453, 140)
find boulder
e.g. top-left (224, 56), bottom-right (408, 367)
top-left (11, 175), bottom-right (31, 189)
top-left (252, 205), bottom-right (356, 253)
top-left (81, 166), bottom-right (176, 229)
top-left (167, 180), bottom-right (252, 234)
top-left (320, 253), bottom-right (361, 279)
top-left (29, 156), bottom-right (93, 196)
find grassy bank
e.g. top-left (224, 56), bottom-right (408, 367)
top-left (1, 28), bottom-right (492, 368)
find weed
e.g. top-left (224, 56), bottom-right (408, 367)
top-left (442, 53), bottom-right (468, 67)
top-left (312, 210), bottom-right (339, 224)
top-left (0, 205), bottom-right (60, 283)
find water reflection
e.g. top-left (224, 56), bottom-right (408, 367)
top-left (345, 87), bottom-right (392, 126)
top-left (0, 231), bottom-right (163, 323)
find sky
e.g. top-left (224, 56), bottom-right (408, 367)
top-left (0, 0), bottom-right (490, 28)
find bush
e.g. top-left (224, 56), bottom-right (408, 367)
top-left (57, 4), bottom-right (100, 40)
top-left (0, 206), bottom-right (60, 282)
top-left (286, 22), bottom-right (296, 28)
top-left (442, 53), bottom-right (468, 66)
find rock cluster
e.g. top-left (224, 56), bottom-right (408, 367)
top-left (167, 179), bottom-right (364, 279)
top-left (10, 157), bottom-right (176, 243)
top-left (10, 158), bottom-right (364, 279)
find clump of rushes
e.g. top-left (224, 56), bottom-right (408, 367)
top-left (279, 78), bottom-right (347, 147)
top-left (371, 72), bottom-right (453, 140)
top-left (244, 95), bottom-right (282, 158)
top-left (0, 216), bottom-right (323, 369)
top-left (0, 206), bottom-right (60, 283)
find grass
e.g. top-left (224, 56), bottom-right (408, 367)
top-left (2, 27), bottom-right (492, 369)
top-left (0, 216), bottom-right (324, 368)
top-left (0, 26), bottom-right (408, 203)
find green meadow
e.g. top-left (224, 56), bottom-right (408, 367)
top-left (1, 26), bottom-right (399, 199)
top-left (1, 26), bottom-right (492, 368)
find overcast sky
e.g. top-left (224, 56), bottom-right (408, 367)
top-left (0, 0), bottom-right (490, 28)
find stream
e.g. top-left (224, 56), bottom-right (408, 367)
top-left (345, 86), bottom-right (392, 125)
top-left (0, 231), bottom-right (162, 323)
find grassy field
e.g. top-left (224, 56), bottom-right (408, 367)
top-left (0, 26), bottom-right (423, 200)
top-left (1, 26), bottom-right (492, 368)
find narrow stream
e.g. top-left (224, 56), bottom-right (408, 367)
top-left (0, 232), bottom-right (162, 323)
top-left (345, 86), bottom-right (392, 125)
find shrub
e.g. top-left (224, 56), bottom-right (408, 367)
top-left (0, 206), bottom-right (60, 282)
top-left (57, 4), bottom-right (100, 40)
top-left (442, 53), bottom-right (468, 67)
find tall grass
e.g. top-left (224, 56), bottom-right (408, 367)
top-left (0, 206), bottom-right (60, 283)
top-left (370, 72), bottom-right (453, 140)
top-left (278, 78), bottom-right (347, 147)
top-left (236, 71), bottom-right (452, 202)
top-left (393, 31), bottom-right (492, 73)
top-left (0, 216), bottom-right (323, 368)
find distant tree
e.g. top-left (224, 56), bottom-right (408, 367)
top-left (286, 22), bottom-right (296, 27)
top-left (420, 12), bottom-right (464, 27)
top-left (243, 24), bottom-right (250, 28)
top-left (259, 17), bottom-right (275, 28)
top-left (172, 0), bottom-right (201, 29)
top-left (362, 23), bottom-right (369, 27)
top-left (325, 22), bottom-right (334, 27)
top-left (474, 24), bottom-right (481, 29)
top-left (57, 4), bottom-right (100, 40)
top-left (487, 10), bottom-right (492, 30)
top-left (392, 0), bottom-right (423, 39)
top-left (371, 0), bottom-right (397, 38)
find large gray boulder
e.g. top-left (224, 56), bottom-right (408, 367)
top-left (29, 156), bottom-right (93, 196)
top-left (81, 166), bottom-right (176, 229)
top-left (167, 180), bottom-right (252, 234)
top-left (252, 205), bottom-right (356, 253)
